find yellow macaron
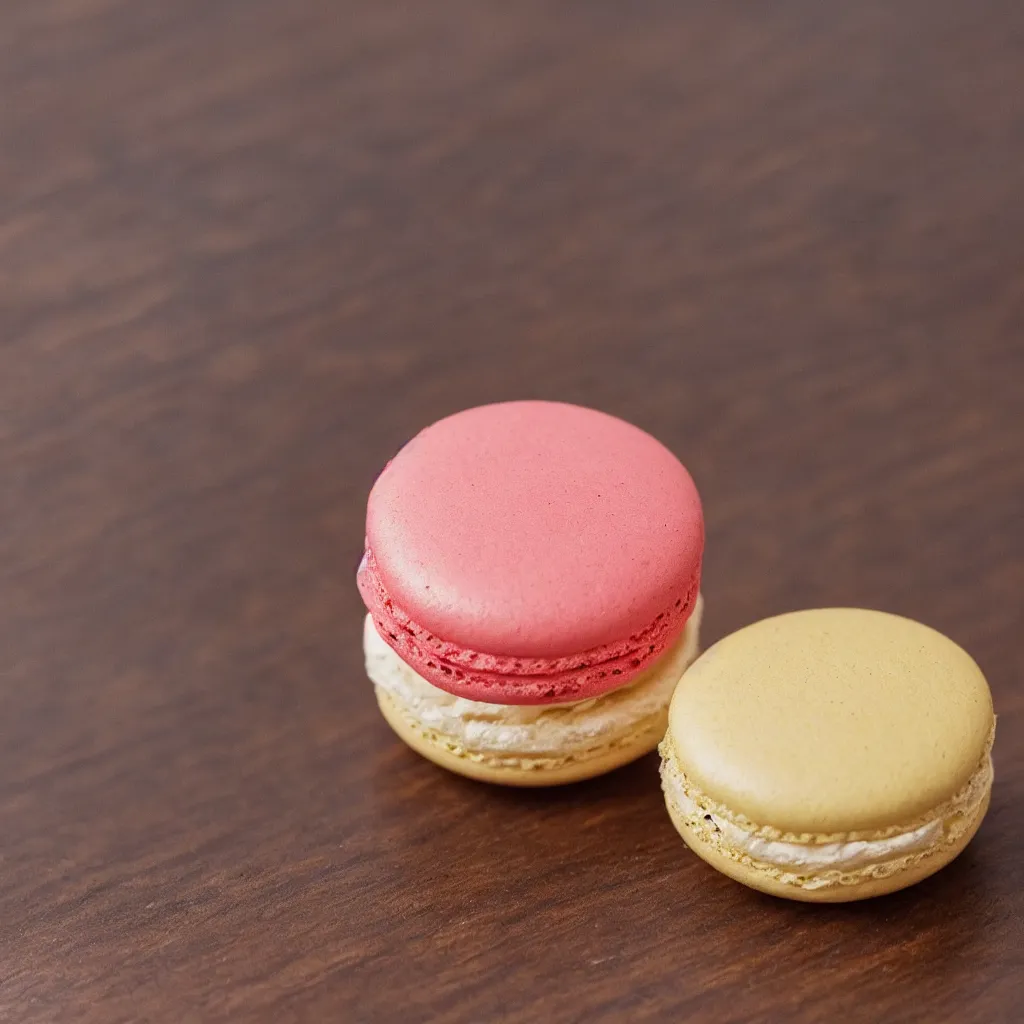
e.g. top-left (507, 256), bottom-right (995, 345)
top-left (660, 608), bottom-right (995, 902)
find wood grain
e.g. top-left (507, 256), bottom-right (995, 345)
top-left (1, 1), bottom-right (1022, 1021)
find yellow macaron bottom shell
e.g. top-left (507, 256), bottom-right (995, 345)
top-left (659, 733), bottom-right (994, 902)
top-left (365, 597), bottom-right (703, 786)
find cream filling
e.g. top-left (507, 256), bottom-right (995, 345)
top-left (661, 754), bottom-right (992, 874)
top-left (364, 595), bottom-right (703, 756)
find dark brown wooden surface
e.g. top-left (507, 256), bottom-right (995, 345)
top-left (2, 2), bottom-right (1023, 1021)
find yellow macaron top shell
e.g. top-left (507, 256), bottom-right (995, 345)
top-left (667, 608), bottom-right (994, 835)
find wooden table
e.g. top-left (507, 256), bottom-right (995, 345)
top-left (2, 3), bottom-right (1022, 1021)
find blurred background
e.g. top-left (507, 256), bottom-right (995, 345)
top-left (1, 2), bottom-right (1022, 1021)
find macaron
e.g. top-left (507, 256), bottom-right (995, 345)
top-left (660, 608), bottom-right (995, 901)
top-left (358, 400), bottom-right (705, 785)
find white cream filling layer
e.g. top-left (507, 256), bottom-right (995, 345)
top-left (660, 757), bottom-right (995, 874)
top-left (364, 596), bottom-right (703, 757)
top-left (663, 749), bottom-right (991, 876)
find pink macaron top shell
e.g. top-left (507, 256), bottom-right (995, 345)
top-left (358, 401), bottom-right (703, 704)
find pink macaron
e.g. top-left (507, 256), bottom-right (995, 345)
top-left (358, 401), bottom-right (705, 784)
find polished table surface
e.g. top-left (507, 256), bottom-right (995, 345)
top-left (2, 2), bottom-right (1022, 1021)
